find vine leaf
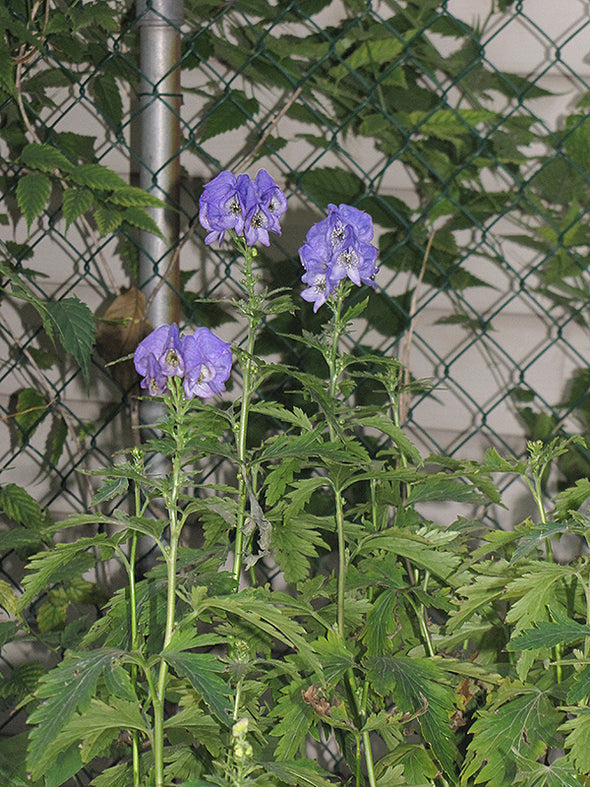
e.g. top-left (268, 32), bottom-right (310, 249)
top-left (0, 483), bottom-right (47, 530)
top-left (44, 297), bottom-right (96, 386)
top-left (16, 172), bottom-right (52, 230)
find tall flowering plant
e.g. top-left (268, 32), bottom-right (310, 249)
top-left (21, 168), bottom-right (590, 787)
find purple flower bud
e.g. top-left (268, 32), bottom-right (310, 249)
top-left (181, 327), bottom-right (233, 399)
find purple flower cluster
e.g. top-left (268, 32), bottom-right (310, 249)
top-left (299, 203), bottom-right (379, 312)
top-left (199, 169), bottom-right (287, 247)
top-left (134, 323), bottom-right (232, 399)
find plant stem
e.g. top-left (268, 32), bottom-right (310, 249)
top-left (130, 451), bottom-right (142, 787)
top-left (153, 388), bottom-right (185, 787)
top-left (232, 243), bottom-right (258, 587)
top-left (325, 288), bottom-right (377, 787)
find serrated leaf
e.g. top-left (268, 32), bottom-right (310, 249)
top-left (363, 587), bottom-right (399, 657)
top-left (367, 656), bottom-right (458, 776)
top-left (44, 297), bottom-right (96, 386)
top-left (107, 187), bottom-right (166, 208)
top-left (69, 163), bottom-right (128, 191)
top-left (513, 752), bottom-right (582, 787)
top-left (90, 72), bottom-right (123, 128)
top-left (271, 514), bottom-right (329, 584)
top-left (200, 89), bottom-right (259, 142)
top-left (357, 414), bottom-right (422, 465)
top-left (19, 535), bottom-right (115, 609)
top-left (0, 580), bottom-right (18, 617)
top-left (62, 187), bottom-right (95, 228)
top-left (0, 483), bottom-right (46, 529)
top-left (561, 711), bottom-right (590, 773)
top-left (269, 683), bottom-right (314, 760)
top-left (94, 204), bottom-right (123, 235)
top-left (16, 172), bottom-right (52, 230)
top-left (263, 760), bottom-right (338, 786)
top-left (462, 685), bottom-right (563, 786)
top-left (121, 206), bottom-right (164, 237)
top-left (12, 388), bottom-right (49, 446)
top-left (21, 143), bottom-right (73, 174)
top-left (90, 476), bottom-right (129, 506)
top-left (507, 620), bottom-right (590, 652)
top-left (299, 166), bottom-right (365, 206)
top-left (566, 664), bottom-right (590, 705)
top-left (361, 531), bottom-right (460, 582)
top-left (26, 649), bottom-right (123, 779)
top-left (47, 415), bottom-right (68, 467)
top-left (313, 630), bottom-right (354, 685)
top-left (162, 651), bottom-right (231, 724)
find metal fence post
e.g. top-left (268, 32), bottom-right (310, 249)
top-left (136, 0), bottom-right (183, 329)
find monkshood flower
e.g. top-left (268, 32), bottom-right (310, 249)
top-left (134, 323), bottom-right (232, 398)
top-left (199, 168), bottom-right (287, 247)
top-left (299, 203), bottom-right (379, 311)
top-left (181, 327), bottom-right (233, 399)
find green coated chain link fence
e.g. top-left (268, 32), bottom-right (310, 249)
top-left (2, 0), bottom-right (590, 748)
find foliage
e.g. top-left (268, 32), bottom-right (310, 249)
top-left (1, 2), bottom-right (590, 787)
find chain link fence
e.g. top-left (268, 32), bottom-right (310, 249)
top-left (1, 0), bottom-right (590, 754)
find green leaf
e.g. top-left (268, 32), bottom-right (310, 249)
top-left (462, 684), bottom-right (563, 786)
top-left (94, 204), bottom-right (123, 235)
top-left (20, 143), bottom-right (73, 174)
top-left (513, 752), bottom-right (582, 787)
top-left (561, 711), bottom-right (590, 773)
top-left (163, 651), bottom-right (231, 724)
top-left (12, 388), bottom-right (49, 446)
top-left (263, 760), bottom-right (338, 786)
top-left (121, 206), bottom-right (164, 237)
top-left (91, 73), bottom-right (123, 128)
top-left (0, 483), bottom-right (46, 529)
top-left (62, 187), bottom-right (95, 228)
top-left (26, 649), bottom-right (123, 779)
top-left (271, 514), bottom-right (329, 584)
top-left (299, 167), bottom-right (365, 206)
top-left (90, 476), bottom-right (129, 506)
top-left (360, 530), bottom-right (461, 582)
top-left (19, 535), bottom-right (114, 609)
top-left (0, 580), bottom-right (18, 617)
top-left (44, 297), bottom-right (96, 386)
top-left (69, 163), bottom-right (128, 191)
top-left (367, 656), bottom-right (458, 776)
top-left (199, 89), bottom-right (259, 142)
top-left (507, 620), bottom-right (590, 652)
top-left (107, 187), bottom-right (166, 208)
top-left (269, 683), bottom-right (314, 760)
top-left (566, 664), bottom-right (590, 705)
top-left (356, 414), bottom-right (422, 465)
top-left (16, 172), bottom-right (52, 230)
top-left (363, 588), bottom-right (399, 657)
top-left (313, 630), bottom-right (355, 685)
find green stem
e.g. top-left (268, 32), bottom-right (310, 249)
top-left (530, 471), bottom-right (562, 682)
top-left (153, 392), bottom-right (184, 787)
top-left (232, 243), bottom-right (258, 587)
top-left (130, 456), bottom-right (141, 787)
top-left (325, 288), bottom-right (377, 787)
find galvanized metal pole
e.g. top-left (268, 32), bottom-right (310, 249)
top-left (136, 0), bottom-right (183, 329)
top-left (136, 0), bottom-right (183, 450)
